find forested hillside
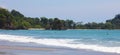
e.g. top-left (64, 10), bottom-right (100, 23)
top-left (0, 7), bottom-right (120, 30)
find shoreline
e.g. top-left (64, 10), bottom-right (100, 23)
top-left (1, 28), bottom-right (120, 30)
top-left (28, 28), bottom-right (45, 30)
top-left (0, 40), bottom-right (119, 55)
top-left (0, 45), bottom-right (55, 51)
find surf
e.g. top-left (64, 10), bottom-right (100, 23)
top-left (0, 34), bottom-right (120, 54)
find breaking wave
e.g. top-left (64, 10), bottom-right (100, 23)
top-left (0, 34), bottom-right (120, 54)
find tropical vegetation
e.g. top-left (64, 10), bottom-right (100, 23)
top-left (0, 7), bottom-right (120, 30)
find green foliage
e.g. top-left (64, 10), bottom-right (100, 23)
top-left (0, 7), bottom-right (120, 30)
top-left (11, 10), bottom-right (24, 17)
top-left (106, 14), bottom-right (120, 29)
top-left (33, 25), bottom-right (41, 28)
top-left (104, 22), bottom-right (113, 29)
top-left (0, 8), bottom-right (13, 29)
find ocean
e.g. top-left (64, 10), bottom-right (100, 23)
top-left (0, 29), bottom-right (120, 54)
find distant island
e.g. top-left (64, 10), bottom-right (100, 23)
top-left (0, 7), bottom-right (120, 30)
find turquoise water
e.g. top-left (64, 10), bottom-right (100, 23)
top-left (0, 29), bottom-right (120, 53)
top-left (0, 30), bottom-right (120, 46)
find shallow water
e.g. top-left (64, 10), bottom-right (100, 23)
top-left (0, 29), bottom-right (120, 53)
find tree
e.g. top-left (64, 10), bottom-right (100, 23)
top-left (106, 14), bottom-right (120, 29)
top-left (75, 22), bottom-right (86, 29)
top-left (65, 20), bottom-right (74, 29)
top-left (52, 18), bottom-right (61, 30)
top-left (1, 7), bottom-right (120, 30)
top-left (11, 10), bottom-right (24, 17)
top-left (0, 8), bottom-right (13, 29)
top-left (40, 17), bottom-right (48, 27)
top-left (0, 14), bottom-right (6, 28)
top-left (104, 22), bottom-right (113, 29)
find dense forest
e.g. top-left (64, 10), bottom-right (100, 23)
top-left (0, 7), bottom-right (120, 30)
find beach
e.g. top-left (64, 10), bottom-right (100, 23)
top-left (0, 0), bottom-right (120, 54)
top-left (0, 40), bottom-right (119, 55)
top-left (0, 30), bottom-right (120, 55)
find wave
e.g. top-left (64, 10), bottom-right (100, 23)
top-left (0, 34), bottom-right (120, 54)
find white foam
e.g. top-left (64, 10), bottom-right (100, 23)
top-left (0, 34), bottom-right (120, 54)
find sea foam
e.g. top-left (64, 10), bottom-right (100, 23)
top-left (0, 34), bottom-right (120, 54)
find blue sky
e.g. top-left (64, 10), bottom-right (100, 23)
top-left (0, 0), bottom-right (120, 23)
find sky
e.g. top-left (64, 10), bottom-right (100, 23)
top-left (0, 0), bottom-right (120, 23)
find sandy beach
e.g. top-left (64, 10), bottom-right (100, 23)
top-left (0, 45), bottom-right (55, 51)
top-left (0, 40), bottom-right (119, 55)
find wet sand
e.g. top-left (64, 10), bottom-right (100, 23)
top-left (0, 45), bottom-right (55, 51)
top-left (0, 40), bottom-right (120, 55)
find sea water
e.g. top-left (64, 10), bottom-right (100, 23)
top-left (0, 29), bottom-right (120, 53)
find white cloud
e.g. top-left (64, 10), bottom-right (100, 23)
top-left (0, 5), bottom-right (7, 9)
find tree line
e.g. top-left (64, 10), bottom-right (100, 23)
top-left (0, 7), bottom-right (120, 30)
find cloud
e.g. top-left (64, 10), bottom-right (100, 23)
top-left (0, 5), bottom-right (7, 9)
